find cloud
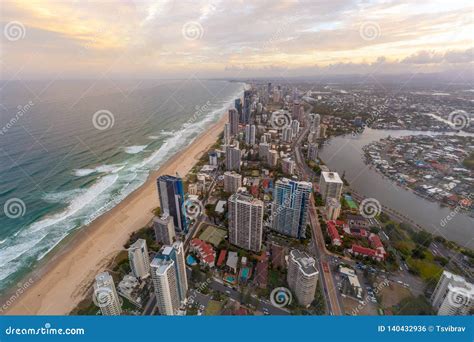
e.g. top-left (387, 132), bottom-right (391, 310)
top-left (1, 0), bottom-right (473, 78)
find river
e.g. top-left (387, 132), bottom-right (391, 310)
top-left (318, 128), bottom-right (473, 248)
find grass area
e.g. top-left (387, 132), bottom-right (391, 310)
top-left (199, 225), bottom-right (227, 247)
top-left (205, 300), bottom-right (223, 315)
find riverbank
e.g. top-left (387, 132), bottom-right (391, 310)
top-left (3, 114), bottom-right (228, 315)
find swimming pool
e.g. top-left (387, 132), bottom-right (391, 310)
top-left (186, 255), bottom-right (198, 266)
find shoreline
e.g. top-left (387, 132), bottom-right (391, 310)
top-left (3, 113), bottom-right (228, 315)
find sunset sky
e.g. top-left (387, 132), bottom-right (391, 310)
top-left (1, 0), bottom-right (473, 78)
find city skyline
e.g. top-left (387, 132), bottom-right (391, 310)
top-left (1, 0), bottom-right (473, 79)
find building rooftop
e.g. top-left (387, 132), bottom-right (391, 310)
top-left (290, 249), bottom-right (318, 276)
top-left (321, 171), bottom-right (343, 184)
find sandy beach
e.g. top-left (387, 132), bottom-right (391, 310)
top-left (4, 114), bottom-right (227, 315)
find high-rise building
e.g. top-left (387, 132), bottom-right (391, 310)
top-left (259, 142), bottom-right (270, 161)
top-left (250, 124), bottom-right (256, 145)
top-left (268, 149), bottom-right (278, 167)
top-left (319, 171), bottom-right (343, 202)
top-left (234, 98), bottom-right (242, 118)
top-left (225, 144), bottom-right (241, 172)
top-left (288, 249), bottom-right (319, 307)
top-left (128, 239), bottom-right (151, 279)
top-left (228, 193), bottom-right (264, 252)
top-left (243, 90), bottom-right (252, 124)
top-left (326, 197), bottom-right (341, 221)
top-left (93, 272), bottom-right (122, 316)
top-left (272, 178), bottom-right (312, 238)
top-left (307, 143), bottom-right (318, 162)
top-left (320, 124), bottom-right (327, 139)
top-left (292, 101), bottom-right (302, 120)
top-left (151, 241), bottom-right (188, 315)
top-left (311, 113), bottom-right (320, 134)
top-left (291, 119), bottom-right (300, 137)
top-left (224, 171), bottom-right (242, 193)
top-left (208, 151), bottom-right (218, 166)
top-left (229, 108), bottom-right (239, 135)
top-left (224, 123), bottom-right (231, 145)
top-left (431, 270), bottom-right (473, 315)
top-left (157, 175), bottom-right (187, 233)
top-left (282, 127), bottom-right (293, 143)
top-left (153, 214), bottom-right (176, 245)
top-left (281, 158), bottom-right (295, 175)
top-left (150, 256), bottom-right (179, 315)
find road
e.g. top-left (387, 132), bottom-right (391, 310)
top-left (292, 117), bottom-right (343, 315)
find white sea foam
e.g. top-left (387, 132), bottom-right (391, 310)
top-left (0, 83), bottom-right (246, 286)
top-left (148, 135), bottom-right (160, 139)
top-left (123, 145), bottom-right (147, 154)
top-left (73, 164), bottom-right (123, 176)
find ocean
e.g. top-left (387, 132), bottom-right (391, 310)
top-left (0, 79), bottom-right (244, 293)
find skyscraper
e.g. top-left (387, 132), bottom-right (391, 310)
top-left (281, 158), bottom-right (295, 175)
top-left (229, 108), bottom-right (239, 135)
top-left (228, 193), bottom-right (264, 252)
top-left (288, 249), bottom-right (319, 307)
top-left (243, 90), bottom-right (252, 124)
top-left (224, 171), bottom-right (242, 193)
top-left (245, 124), bottom-right (256, 145)
top-left (151, 241), bottom-right (188, 315)
top-left (93, 272), bottom-right (122, 316)
top-left (234, 98), bottom-right (242, 119)
top-left (319, 171), bottom-right (343, 202)
top-left (431, 270), bottom-right (473, 315)
top-left (272, 178), bottom-right (312, 238)
top-left (250, 124), bottom-right (256, 145)
top-left (282, 127), bottom-right (293, 143)
top-left (150, 257), bottom-right (180, 316)
top-left (291, 119), bottom-right (300, 137)
top-left (224, 122), bottom-right (231, 145)
top-left (128, 239), bottom-right (151, 279)
top-left (225, 144), bottom-right (241, 172)
top-left (153, 214), bottom-right (176, 245)
top-left (259, 142), bottom-right (270, 161)
top-left (307, 143), bottom-right (318, 162)
top-left (157, 175), bottom-right (188, 233)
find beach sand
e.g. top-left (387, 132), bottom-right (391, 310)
top-left (5, 114), bottom-right (227, 315)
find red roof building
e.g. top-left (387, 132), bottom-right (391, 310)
top-left (190, 238), bottom-right (216, 267)
top-left (351, 244), bottom-right (385, 261)
top-left (327, 220), bottom-right (342, 246)
top-left (254, 261), bottom-right (268, 289)
top-left (217, 249), bottom-right (227, 267)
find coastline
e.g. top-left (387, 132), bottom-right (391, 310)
top-left (3, 113), bottom-right (228, 315)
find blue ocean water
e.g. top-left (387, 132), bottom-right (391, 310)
top-left (0, 79), bottom-right (244, 293)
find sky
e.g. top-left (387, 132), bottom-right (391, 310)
top-left (1, 0), bottom-right (473, 79)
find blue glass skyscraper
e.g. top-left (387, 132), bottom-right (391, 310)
top-left (157, 175), bottom-right (188, 233)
